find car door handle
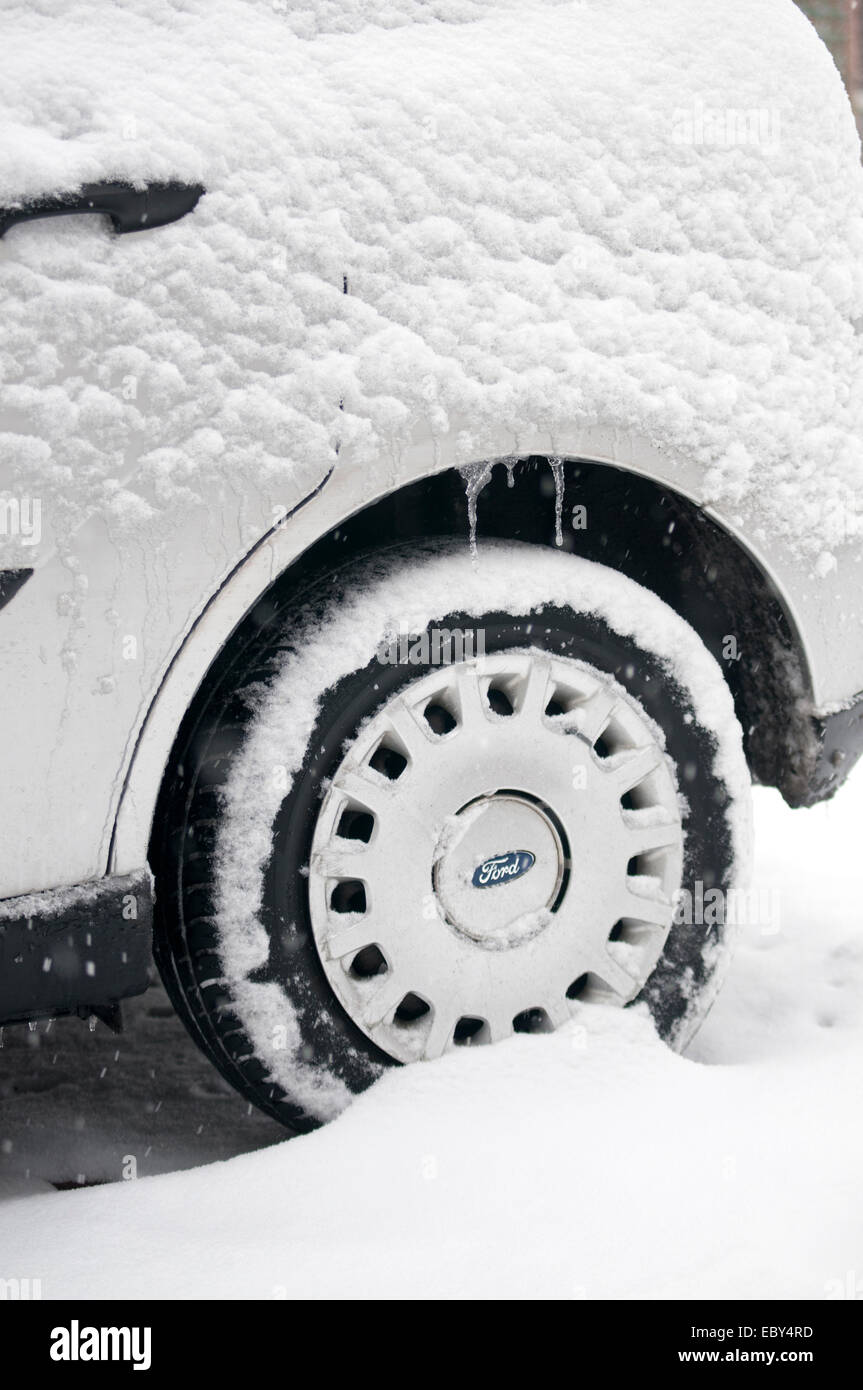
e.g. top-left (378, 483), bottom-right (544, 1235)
top-left (0, 181), bottom-right (204, 238)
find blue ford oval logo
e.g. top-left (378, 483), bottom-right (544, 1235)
top-left (472, 851), bottom-right (536, 889)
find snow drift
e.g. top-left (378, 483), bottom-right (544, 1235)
top-left (1, 773), bottom-right (862, 1299)
top-left (2, 0), bottom-right (863, 569)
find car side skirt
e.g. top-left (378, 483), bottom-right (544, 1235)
top-left (0, 869), bottom-right (152, 1026)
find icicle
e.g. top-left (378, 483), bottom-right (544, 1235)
top-left (459, 461), bottom-right (494, 563)
top-left (504, 458), bottom-right (516, 489)
top-left (549, 457), bottom-right (564, 547)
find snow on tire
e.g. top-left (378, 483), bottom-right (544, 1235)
top-left (152, 540), bottom-right (753, 1131)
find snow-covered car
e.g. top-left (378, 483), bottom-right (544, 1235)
top-left (2, 0), bottom-right (863, 1130)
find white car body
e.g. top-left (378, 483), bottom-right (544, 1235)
top-left (1, 0), bottom-right (862, 1026)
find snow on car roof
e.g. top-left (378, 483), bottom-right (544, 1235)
top-left (1, 0), bottom-right (862, 569)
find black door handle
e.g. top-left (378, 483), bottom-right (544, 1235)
top-left (0, 181), bottom-right (204, 238)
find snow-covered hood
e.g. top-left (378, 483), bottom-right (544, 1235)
top-left (2, 0), bottom-right (863, 568)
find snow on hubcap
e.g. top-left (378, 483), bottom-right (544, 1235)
top-left (308, 650), bottom-right (684, 1063)
top-left (434, 793), bottom-right (565, 947)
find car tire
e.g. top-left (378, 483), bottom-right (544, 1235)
top-left (151, 539), bottom-right (752, 1131)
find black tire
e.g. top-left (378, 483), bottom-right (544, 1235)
top-left (151, 541), bottom-right (750, 1132)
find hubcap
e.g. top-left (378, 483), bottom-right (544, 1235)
top-left (307, 649), bottom-right (683, 1063)
top-left (433, 793), bottom-right (565, 947)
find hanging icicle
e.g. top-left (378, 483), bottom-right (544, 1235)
top-left (459, 461), bottom-right (495, 563)
top-left (549, 457), bottom-right (564, 547)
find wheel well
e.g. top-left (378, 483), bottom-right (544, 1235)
top-left (152, 456), bottom-right (816, 855)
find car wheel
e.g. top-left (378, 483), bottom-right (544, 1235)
top-left (152, 539), bottom-right (752, 1131)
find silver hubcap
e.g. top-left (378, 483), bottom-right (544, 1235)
top-left (308, 650), bottom-right (683, 1063)
top-left (434, 792), bottom-right (565, 947)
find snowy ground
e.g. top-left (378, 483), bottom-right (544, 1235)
top-left (0, 770), bottom-right (861, 1299)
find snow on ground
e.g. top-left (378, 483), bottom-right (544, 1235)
top-left (3, 0), bottom-right (863, 569)
top-left (0, 770), bottom-right (860, 1300)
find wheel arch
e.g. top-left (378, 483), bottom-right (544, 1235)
top-left (111, 443), bottom-right (821, 879)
